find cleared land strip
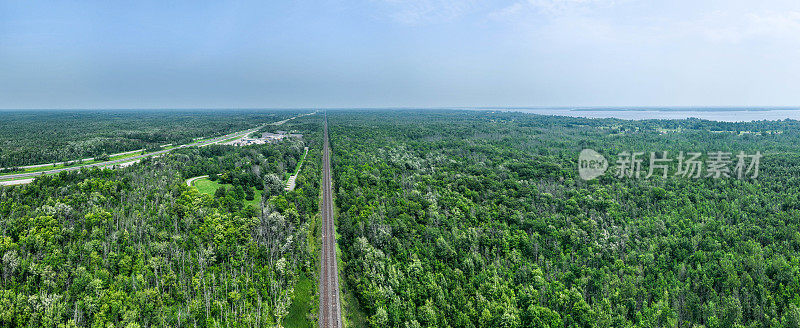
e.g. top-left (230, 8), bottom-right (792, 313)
top-left (319, 116), bottom-right (342, 328)
top-left (285, 147), bottom-right (309, 191)
top-left (0, 112), bottom-right (314, 183)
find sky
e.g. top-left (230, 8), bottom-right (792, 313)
top-left (2, 0), bottom-right (800, 109)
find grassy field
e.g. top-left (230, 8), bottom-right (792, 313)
top-left (192, 177), bottom-right (262, 207)
top-left (192, 177), bottom-right (221, 194)
top-left (109, 151), bottom-right (144, 161)
top-left (220, 135), bottom-right (245, 143)
top-left (284, 274), bottom-right (314, 328)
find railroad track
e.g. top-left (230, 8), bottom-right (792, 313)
top-left (318, 114), bottom-right (342, 328)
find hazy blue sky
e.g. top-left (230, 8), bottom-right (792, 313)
top-left (2, 0), bottom-right (800, 109)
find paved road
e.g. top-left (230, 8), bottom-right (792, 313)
top-left (5, 148), bottom-right (146, 171)
top-left (319, 115), bottom-right (342, 328)
top-left (0, 178), bottom-right (34, 186)
top-left (271, 111), bottom-right (317, 126)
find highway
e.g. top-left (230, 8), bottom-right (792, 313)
top-left (8, 148), bottom-right (145, 170)
top-left (0, 128), bottom-right (254, 181)
top-left (318, 115), bottom-right (342, 328)
top-left (0, 113), bottom-right (313, 182)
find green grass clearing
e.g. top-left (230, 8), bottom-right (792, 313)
top-left (284, 274), bottom-right (314, 328)
top-left (192, 177), bottom-right (221, 194)
top-left (293, 148), bottom-right (309, 176)
top-left (192, 177), bottom-right (262, 207)
top-left (221, 136), bottom-right (242, 143)
top-left (283, 148), bottom-right (309, 185)
top-left (109, 151), bottom-right (145, 161)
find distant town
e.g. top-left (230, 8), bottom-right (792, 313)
top-left (223, 130), bottom-right (303, 146)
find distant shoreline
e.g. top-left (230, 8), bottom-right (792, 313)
top-left (472, 106), bottom-right (800, 112)
top-left (474, 107), bottom-right (800, 122)
top-left (569, 107), bottom-right (800, 112)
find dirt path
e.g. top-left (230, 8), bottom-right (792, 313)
top-left (319, 115), bottom-right (342, 328)
top-left (185, 175), bottom-right (209, 186)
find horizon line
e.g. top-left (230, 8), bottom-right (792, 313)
top-left (2, 105), bottom-right (800, 111)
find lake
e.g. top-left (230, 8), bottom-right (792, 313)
top-left (477, 107), bottom-right (800, 122)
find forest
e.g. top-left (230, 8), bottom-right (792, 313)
top-left (328, 110), bottom-right (800, 328)
top-left (0, 113), bottom-right (322, 327)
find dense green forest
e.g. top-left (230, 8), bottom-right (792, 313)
top-left (329, 110), bottom-right (800, 328)
top-left (0, 116), bottom-right (322, 327)
top-left (0, 110), bottom-right (304, 167)
top-left (4, 109), bottom-right (800, 327)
